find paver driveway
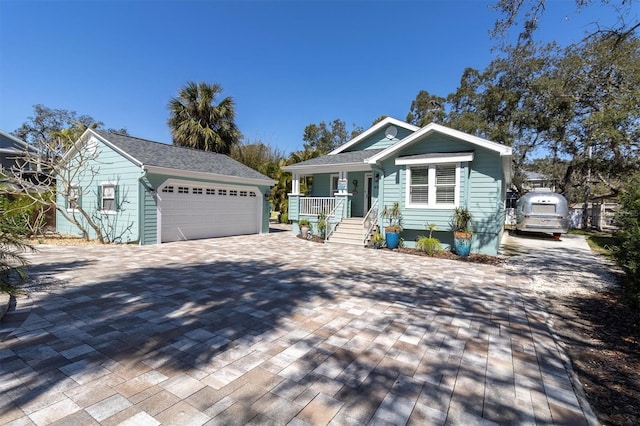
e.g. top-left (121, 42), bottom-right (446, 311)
top-left (1, 230), bottom-right (592, 425)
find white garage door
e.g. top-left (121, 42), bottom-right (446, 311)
top-left (159, 183), bottom-right (260, 242)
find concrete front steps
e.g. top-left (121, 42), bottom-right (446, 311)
top-left (328, 217), bottom-right (366, 246)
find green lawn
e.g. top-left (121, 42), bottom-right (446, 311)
top-left (569, 229), bottom-right (617, 258)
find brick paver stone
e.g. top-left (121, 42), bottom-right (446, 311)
top-left (0, 231), bottom-right (595, 425)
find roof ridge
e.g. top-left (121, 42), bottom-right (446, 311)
top-left (96, 130), bottom-right (225, 157)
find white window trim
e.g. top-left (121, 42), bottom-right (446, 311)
top-left (405, 162), bottom-right (461, 209)
top-left (99, 182), bottom-right (118, 214)
top-left (330, 174), bottom-right (339, 195)
top-left (66, 185), bottom-right (81, 212)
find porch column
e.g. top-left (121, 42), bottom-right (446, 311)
top-left (337, 170), bottom-right (349, 195)
top-left (291, 173), bottom-right (300, 195)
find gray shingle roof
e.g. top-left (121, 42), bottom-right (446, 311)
top-left (285, 149), bottom-right (385, 168)
top-left (94, 130), bottom-right (273, 183)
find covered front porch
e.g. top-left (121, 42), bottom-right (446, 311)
top-left (286, 168), bottom-right (381, 245)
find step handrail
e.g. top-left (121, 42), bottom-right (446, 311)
top-left (325, 198), bottom-right (345, 242)
top-left (362, 199), bottom-right (379, 244)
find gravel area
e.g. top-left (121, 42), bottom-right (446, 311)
top-left (502, 232), bottom-right (640, 425)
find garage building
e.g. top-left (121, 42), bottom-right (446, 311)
top-left (56, 129), bottom-right (275, 244)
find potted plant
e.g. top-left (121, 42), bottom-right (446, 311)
top-left (381, 202), bottom-right (402, 249)
top-left (371, 232), bottom-right (384, 249)
top-left (299, 219), bottom-right (311, 239)
top-left (317, 212), bottom-right (327, 239)
top-left (452, 207), bottom-right (472, 257)
top-left (416, 223), bottom-right (442, 256)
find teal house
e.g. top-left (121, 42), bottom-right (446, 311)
top-left (56, 129), bottom-right (275, 244)
top-left (283, 118), bottom-right (512, 255)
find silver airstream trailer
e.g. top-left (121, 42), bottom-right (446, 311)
top-left (515, 190), bottom-right (569, 239)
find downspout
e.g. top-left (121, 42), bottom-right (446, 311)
top-left (139, 166), bottom-right (147, 245)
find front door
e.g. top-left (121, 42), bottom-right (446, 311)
top-left (364, 173), bottom-right (372, 214)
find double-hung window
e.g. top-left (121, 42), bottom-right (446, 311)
top-left (406, 164), bottom-right (459, 208)
top-left (435, 164), bottom-right (456, 204)
top-left (67, 185), bottom-right (81, 211)
top-left (398, 152), bottom-right (473, 208)
top-left (99, 183), bottom-right (118, 213)
top-left (331, 174), bottom-right (339, 195)
top-left (409, 167), bottom-right (429, 204)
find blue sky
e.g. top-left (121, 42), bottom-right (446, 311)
top-left (0, 0), bottom-right (632, 154)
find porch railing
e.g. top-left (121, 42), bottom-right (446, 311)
top-left (362, 199), bottom-right (379, 244)
top-left (324, 198), bottom-right (346, 242)
top-left (299, 197), bottom-right (336, 216)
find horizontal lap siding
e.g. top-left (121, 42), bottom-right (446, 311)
top-left (346, 127), bottom-right (415, 151)
top-left (468, 149), bottom-right (504, 254)
top-left (140, 177), bottom-right (157, 245)
top-left (256, 184), bottom-right (271, 232)
top-left (56, 137), bottom-right (140, 243)
top-left (311, 173), bottom-right (332, 197)
top-left (380, 133), bottom-right (506, 255)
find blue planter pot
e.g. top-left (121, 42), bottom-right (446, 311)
top-left (385, 231), bottom-right (400, 249)
top-left (454, 234), bottom-right (472, 257)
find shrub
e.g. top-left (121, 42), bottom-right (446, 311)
top-left (0, 220), bottom-right (33, 294)
top-left (614, 174), bottom-right (640, 310)
top-left (0, 193), bottom-right (51, 237)
top-left (280, 212), bottom-right (288, 224)
top-left (298, 219), bottom-right (311, 227)
top-left (416, 223), bottom-right (442, 256)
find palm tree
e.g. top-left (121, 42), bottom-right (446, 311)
top-left (167, 82), bottom-right (240, 154)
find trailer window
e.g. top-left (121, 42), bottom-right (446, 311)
top-left (532, 203), bottom-right (556, 214)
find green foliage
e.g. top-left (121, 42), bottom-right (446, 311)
top-left (167, 81), bottom-right (240, 154)
top-left (0, 194), bottom-right (51, 237)
top-left (0, 220), bottom-right (33, 294)
top-left (279, 212), bottom-right (288, 224)
top-left (316, 212), bottom-right (327, 236)
top-left (302, 119), bottom-right (363, 155)
top-left (15, 104), bottom-right (100, 147)
top-left (371, 232), bottom-right (384, 245)
top-left (285, 149), bottom-right (320, 198)
top-left (416, 223), bottom-right (442, 256)
top-left (569, 229), bottom-right (616, 258)
top-left (381, 202), bottom-right (402, 232)
top-left (298, 219), bottom-right (310, 227)
top-left (406, 90), bottom-right (447, 126)
top-left (13, 104), bottom-right (127, 158)
top-left (452, 207), bottom-right (473, 233)
top-left (614, 174), bottom-right (640, 309)
top-left (371, 115), bottom-right (389, 126)
top-left (270, 158), bottom-right (293, 216)
top-left (230, 140), bottom-right (285, 177)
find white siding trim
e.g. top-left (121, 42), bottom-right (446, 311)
top-left (368, 122), bottom-right (511, 165)
top-left (396, 153), bottom-right (474, 165)
top-left (328, 117), bottom-right (419, 155)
